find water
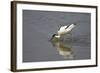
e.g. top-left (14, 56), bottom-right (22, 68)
top-left (23, 10), bottom-right (91, 62)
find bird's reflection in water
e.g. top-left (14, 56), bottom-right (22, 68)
top-left (50, 36), bottom-right (74, 59)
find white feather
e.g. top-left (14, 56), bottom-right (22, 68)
top-left (57, 24), bottom-right (75, 35)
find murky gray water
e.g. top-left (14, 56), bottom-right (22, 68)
top-left (23, 10), bottom-right (91, 62)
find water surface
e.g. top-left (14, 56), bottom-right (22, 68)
top-left (23, 10), bottom-right (91, 62)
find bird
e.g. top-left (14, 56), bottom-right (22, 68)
top-left (50, 23), bottom-right (77, 41)
top-left (50, 37), bottom-right (73, 59)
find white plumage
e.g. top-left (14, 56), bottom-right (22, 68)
top-left (58, 24), bottom-right (75, 35)
top-left (53, 24), bottom-right (76, 39)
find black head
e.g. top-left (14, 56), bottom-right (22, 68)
top-left (52, 34), bottom-right (57, 38)
top-left (50, 34), bottom-right (57, 41)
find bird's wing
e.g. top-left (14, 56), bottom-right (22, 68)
top-left (58, 26), bottom-right (68, 35)
top-left (57, 24), bottom-right (76, 35)
top-left (59, 26), bottom-right (68, 31)
top-left (65, 24), bottom-right (75, 33)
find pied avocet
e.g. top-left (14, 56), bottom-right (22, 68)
top-left (51, 23), bottom-right (77, 41)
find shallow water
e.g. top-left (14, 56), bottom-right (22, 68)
top-left (23, 33), bottom-right (90, 62)
top-left (23, 10), bottom-right (91, 62)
